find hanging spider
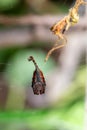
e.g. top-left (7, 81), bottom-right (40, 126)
top-left (45, 0), bottom-right (87, 62)
top-left (28, 56), bottom-right (46, 95)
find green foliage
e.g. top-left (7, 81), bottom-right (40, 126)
top-left (0, 47), bottom-right (19, 71)
top-left (0, 102), bottom-right (83, 130)
top-left (0, 0), bottom-right (69, 14)
top-left (1, 65), bottom-right (85, 130)
top-left (0, 0), bottom-right (19, 11)
top-left (0, 0), bottom-right (20, 11)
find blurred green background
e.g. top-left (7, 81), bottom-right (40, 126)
top-left (0, 0), bottom-right (86, 130)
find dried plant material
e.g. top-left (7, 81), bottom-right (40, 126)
top-left (28, 56), bottom-right (46, 95)
top-left (45, 0), bottom-right (87, 62)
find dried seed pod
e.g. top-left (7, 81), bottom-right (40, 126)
top-left (28, 56), bottom-right (46, 95)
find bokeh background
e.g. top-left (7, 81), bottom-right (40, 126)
top-left (0, 0), bottom-right (87, 130)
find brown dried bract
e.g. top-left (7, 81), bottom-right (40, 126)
top-left (28, 56), bottom-right (46, 95)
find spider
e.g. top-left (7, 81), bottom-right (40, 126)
top-left (45, 0), bottom-right (87, 62)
